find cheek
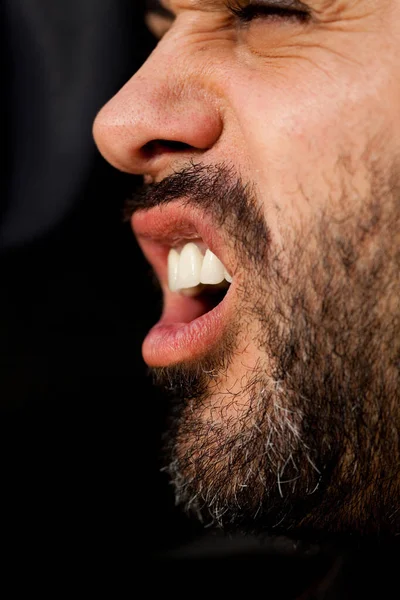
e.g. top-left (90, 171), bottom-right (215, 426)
top-left (230, 68), bottom-right (397, 232)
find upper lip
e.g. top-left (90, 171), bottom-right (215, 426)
top-left (131, 200), bottom-right (235, 289)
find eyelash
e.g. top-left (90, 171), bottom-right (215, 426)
top-left (225, 1), bottom-right (311, 24)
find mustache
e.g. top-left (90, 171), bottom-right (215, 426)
top-left (124, 161), bottom-right (271, 267)
top-left (125, 162), bottom-right (243, 218)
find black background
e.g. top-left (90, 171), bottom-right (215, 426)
top-left (0, 0), bottom-right (201, 561)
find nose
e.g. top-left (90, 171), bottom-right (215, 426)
top-left (93, 39), bottom-right (223, 179)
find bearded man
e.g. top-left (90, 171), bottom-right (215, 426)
top-left (93, 0), bottom-right (399, 574)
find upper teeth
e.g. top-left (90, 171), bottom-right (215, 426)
top-left (168, 242), bottom-right (232, 293)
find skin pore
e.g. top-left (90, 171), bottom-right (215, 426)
top-left (93, 0), bottom-right (400, 537)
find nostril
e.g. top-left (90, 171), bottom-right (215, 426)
top-left (141, 139), bottom-right (194, 159)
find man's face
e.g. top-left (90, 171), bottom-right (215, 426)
top-left (93, 0), bottom-right (400, 535)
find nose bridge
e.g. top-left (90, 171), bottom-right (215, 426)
top-left (93, 35), bottom-right (223, 175)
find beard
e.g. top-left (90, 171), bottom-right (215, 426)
top-left (127, 158), bottom-right (400, 538)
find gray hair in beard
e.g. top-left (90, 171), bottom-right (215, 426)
top-left (127, 160), bottom-right (400, 537)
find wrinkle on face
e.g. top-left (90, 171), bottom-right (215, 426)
top-left (147, 0), bottom-right (398, 71)
top-left (120, 0), bottom-right (400, 536)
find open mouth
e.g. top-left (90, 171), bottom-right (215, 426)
top-left (131, 202), bottom-right (237, 366)
top-left (167, 239), bottom-right (231, 308)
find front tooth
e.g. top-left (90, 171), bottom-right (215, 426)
top-left (224, 269), bottom-right (233, 283)
top-left (168, 248), bottom-right (180, 292)
top-left (200, 249), bottom-right (225, 285)
top-left (177, 243), bottom-right (203, 289)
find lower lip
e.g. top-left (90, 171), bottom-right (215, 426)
top-left (142, 288), bottom-right (233, 367)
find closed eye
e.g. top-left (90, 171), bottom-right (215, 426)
top-left (225, 0), bottom-right (311, 24)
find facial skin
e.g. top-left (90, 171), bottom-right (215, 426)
top-left (93, 0), bottom-right (400, 537)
